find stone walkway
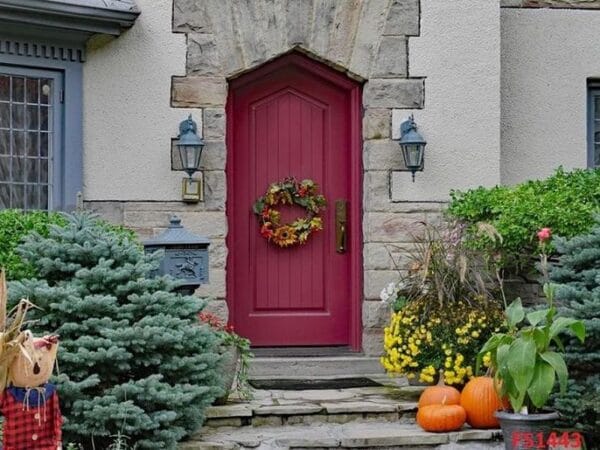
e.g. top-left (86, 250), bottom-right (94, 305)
top-left (183, 422), bottom-right (503, 450)
top-left (180, 384), bottom-right (504, 450)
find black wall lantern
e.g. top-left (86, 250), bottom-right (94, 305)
top-left (398, 115), bottom-right (426, 182)
top-left (177, 115), bottom-right (205, 202)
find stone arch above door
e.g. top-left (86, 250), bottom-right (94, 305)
top-left (171, 0), bottom-right (425, 111)
top-left (169, 0), bottom-right (427, 355)
top-left (172, 0), bottom-right (419, 80)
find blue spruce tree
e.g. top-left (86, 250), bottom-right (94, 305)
top-left (10, 213), bottom-right (223, 449)
top-left (551, 220), bottom-right (600, 448)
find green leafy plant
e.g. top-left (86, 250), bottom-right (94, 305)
top-left (0, 209), bottom-right (136, 281)
top-left (448, 167), bottom-right (600, 268)
top-left (477, 232), bottom-right (586, 413)
top-left (199, 312), bottom-right (253, 399)
top-left (0, 210), bottom-right (66, 280)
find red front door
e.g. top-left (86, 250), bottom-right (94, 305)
top-left (226, 52), bottom-right (363, 349)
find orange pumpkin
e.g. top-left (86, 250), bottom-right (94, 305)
top-left (418, 370), bottom-right (461, 407)
top-left (460, 376), bottom-right (507, 429)
top-left (417, 403), bottom-right (467, 432)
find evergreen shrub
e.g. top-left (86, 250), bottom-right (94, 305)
top-left (550, 220), bottom-right (600, 447)
top-left (0, 209), bottom-right (135, 281)
top-left (9, 213), bottom-right (223, 449)
top-left (447, 168), bottom-right (600, 266)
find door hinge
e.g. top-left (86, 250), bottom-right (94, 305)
top-left (59, 89), bottom-right (64, 103)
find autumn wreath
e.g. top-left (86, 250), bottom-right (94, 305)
top-left (252, 178), bottom-right (326, 247)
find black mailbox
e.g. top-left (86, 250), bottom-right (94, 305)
top-left (144, 215), bottom-right (210, 295)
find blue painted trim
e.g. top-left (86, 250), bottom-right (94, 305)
top-left (0, 0), bottom-right (139, 37)
top-left (0, 36), bottom-right (83, 211)
top-left (0, 65), bottom-right (63, 210)
top-left (588, 88), bottom-right (600, 168)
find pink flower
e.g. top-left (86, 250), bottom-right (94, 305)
top-left (537, 227), bottom-right (552, 242)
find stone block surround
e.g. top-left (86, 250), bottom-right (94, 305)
top-left (500, 0), bottom-right (600, 7)
top-left (88, 0), bottom-right (442, 356)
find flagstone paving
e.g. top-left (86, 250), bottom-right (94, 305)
top-left (180, 385), bottom-right (503, 449)
top-left (182, 423), bottom-right (503, 450)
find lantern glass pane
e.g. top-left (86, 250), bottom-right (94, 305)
top-left (403, 144), bottom-right (423, 169)
top-left (178, 145), bottom-right (196, 170)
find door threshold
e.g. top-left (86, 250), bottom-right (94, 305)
top-left (251, 346), bottom-right (358, 357)
top-left (249, 376), bottom-right (381, 390)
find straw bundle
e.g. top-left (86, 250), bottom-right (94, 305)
top-left (0, 270), bottom-right (37, 391)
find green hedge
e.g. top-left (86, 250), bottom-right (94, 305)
top-left (447, 168), bottom-right (600, 264)
top-left (0, 210), bottom-right (67, 280)
top-left (0, 209), bottom-right (135, 281)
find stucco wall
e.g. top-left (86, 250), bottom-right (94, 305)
top-left (500, 8), bottom-right (599, 185)
top-left (83, 0), bottom-right (201, 201)
top-left (81, 0), bottom-right (502, 354)
top-left (390, 0), bottom-right (501, 202)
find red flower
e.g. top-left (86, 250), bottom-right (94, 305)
top-left (261, 208), bottom-right (271, 219)
top-left (537, 227), bottom-right (552, 243)
top-left (199, 312), bottom-right (225, 329)
top-left (297, 186), bottom-right (308, 197)
top-left (260, 223), bottom-right (274, 239)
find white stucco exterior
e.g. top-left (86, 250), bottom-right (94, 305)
top-left (81, 3), bottom-right (600, 198)
top-left (83, 0), bottom-right (201, 201)
top-left (391, 0), bottom-right (501, 202)
top-left (501, 8), bottom-right (598, 185)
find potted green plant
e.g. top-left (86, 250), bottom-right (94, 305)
top-left (199, 312), bottom-right (253, 404)
top-left (477, 228), bottom-right (586, 450)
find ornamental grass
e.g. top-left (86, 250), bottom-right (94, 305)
top-left (380, 222), bottom-right (505, 385)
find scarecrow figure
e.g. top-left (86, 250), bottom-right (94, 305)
top-left (0, 272), bottom-right (62, 450)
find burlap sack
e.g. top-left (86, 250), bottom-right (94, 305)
top-left (9, 331), bottom-right (58, 388)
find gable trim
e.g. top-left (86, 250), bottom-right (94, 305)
top-left (0, 0), bottom-right (140, 37)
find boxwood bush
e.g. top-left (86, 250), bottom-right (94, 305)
top-left (447, 167), bottom-right (600, 267)
top-left (0, 210), bottom-right (67, 280)
top-left (0, 209), bottom-right (136, 281)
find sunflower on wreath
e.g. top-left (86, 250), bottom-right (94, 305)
top-left (253, 178), bottom-right (326, 248)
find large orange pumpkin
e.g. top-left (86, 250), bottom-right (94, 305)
top-left (460, 376), bottom-right (507, 428)
top-left (418, 371), bottom-right (461, 407)
top-left (417, 403), bottom-right (466, 432)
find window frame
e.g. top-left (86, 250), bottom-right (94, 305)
top-left (0, 34), bottom-right (83, 211)
top-left (0, 65), bottom-right (63, 210)
top-left (587, 86), bottom-right (600, 169)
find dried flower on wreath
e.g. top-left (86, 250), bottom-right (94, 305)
top-left (253, 178), bottom-right (326, 248)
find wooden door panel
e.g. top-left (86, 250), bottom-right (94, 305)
top-left (227, 53), bottom-right (362, 348)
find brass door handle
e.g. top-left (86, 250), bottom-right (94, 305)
top-left (335, 200), bottom-right (347, 253)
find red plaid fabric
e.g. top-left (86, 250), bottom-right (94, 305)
top-left (1, 384), bottom-right (62, 450)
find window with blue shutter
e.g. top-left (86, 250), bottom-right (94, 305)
top-left (0, 0), bottom-right (139, 211)
top-left (0, 67), bottom-right (63, 210)
top-left (0, 38), bottom-right (84, 212)
top-left (588, 87), bottom-right (600, 168)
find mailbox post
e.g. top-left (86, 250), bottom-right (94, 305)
top-left (144, 216), bottom-right (210, 295)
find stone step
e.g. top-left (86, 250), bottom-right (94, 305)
top-left (180, 423), bottom-right (504, 449)
top-left (249, 356), bottom-right (385, 379)
top-left (202, 385), bottom-right (422, 429)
